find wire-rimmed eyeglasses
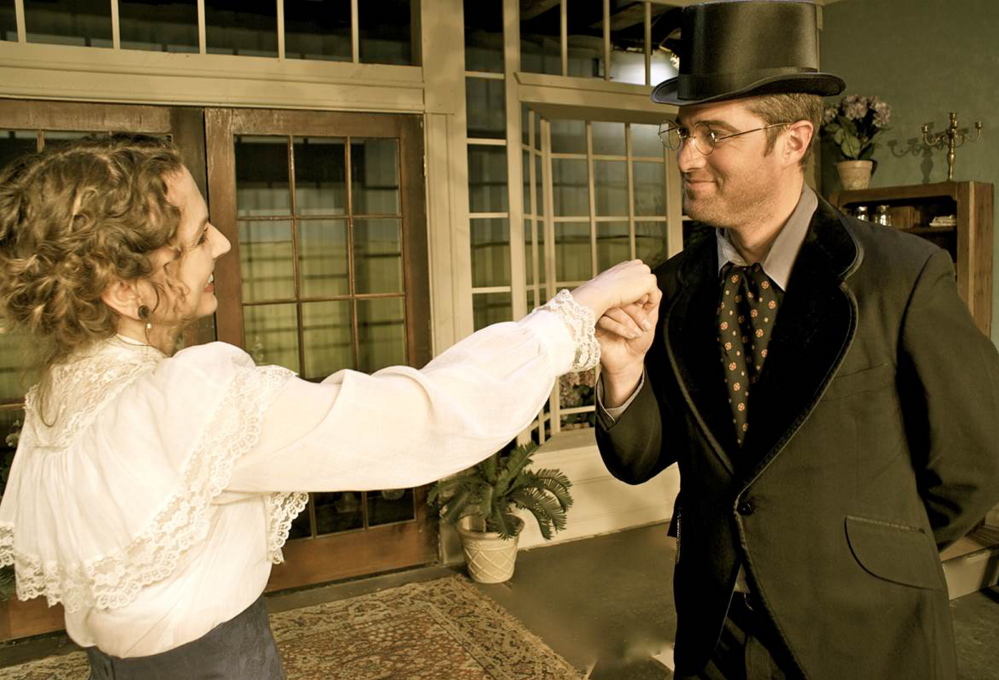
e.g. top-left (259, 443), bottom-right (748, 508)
top-left (658, 121), bottom-right (792, 155)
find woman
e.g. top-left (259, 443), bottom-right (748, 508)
top-left (0, 134), bottom-right (659, 678)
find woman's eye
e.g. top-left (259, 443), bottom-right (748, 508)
top-left (198, 232), bottom-right (208, 245)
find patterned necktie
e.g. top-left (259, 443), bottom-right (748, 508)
top-left (717, 262), bottom-right (780, 445)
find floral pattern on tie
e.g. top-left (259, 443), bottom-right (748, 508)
top-left (717, 262), bottom-right (779, 444)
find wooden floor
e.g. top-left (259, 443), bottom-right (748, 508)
top-left (1, 523), bottom-right (998, 679)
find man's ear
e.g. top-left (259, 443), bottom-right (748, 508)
top-left (100, 280), bottom-right (141, 320)
top-left (783, 120), bottom-right (815, 167)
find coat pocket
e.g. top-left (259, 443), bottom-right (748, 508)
top-left (823, 363), bottom-right (894, 400)
top-left (845, 515), bottom-right (943, 591)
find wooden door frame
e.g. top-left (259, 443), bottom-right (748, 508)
top-left (204, 107), bottom-right (437, 590)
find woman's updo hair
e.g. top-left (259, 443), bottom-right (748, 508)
top-left (0, 133), bottom-right (185, 370)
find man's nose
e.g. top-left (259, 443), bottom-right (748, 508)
top-left (676, 139), bottom-right (706, 173)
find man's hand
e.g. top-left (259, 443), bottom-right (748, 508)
top-left (596, 289), bottom-right (661, 408)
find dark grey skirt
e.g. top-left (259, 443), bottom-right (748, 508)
top-left (85, 596), bottom-right (286, 680)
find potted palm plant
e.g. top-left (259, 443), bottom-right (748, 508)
top-left (429, 442), bottom-right (573, 584)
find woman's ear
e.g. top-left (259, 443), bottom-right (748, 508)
top-left (100, 280), bottom-right (142, 320)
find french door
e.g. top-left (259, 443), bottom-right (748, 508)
top-left (0, 101), bottom-right (436, 611)
top-left (204, 108), bottom-right (434, 590)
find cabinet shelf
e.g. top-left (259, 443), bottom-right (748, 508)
top-left (830, 181), bottom-right (993, 337)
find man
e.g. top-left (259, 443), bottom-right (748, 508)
top-left (594, 2), bottom-right (999, 678)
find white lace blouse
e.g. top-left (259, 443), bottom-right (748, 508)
top-left (0, 296), bottom-right (594, 658)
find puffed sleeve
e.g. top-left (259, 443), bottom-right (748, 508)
top-left (226, 307), bottom-right (577, 492)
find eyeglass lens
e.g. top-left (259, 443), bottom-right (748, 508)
top-left (659, 122), bottom-right (714, 154)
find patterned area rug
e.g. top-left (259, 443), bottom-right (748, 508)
top-left (0, 576), bottom-right (583, 680)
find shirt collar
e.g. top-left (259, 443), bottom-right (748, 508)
top-left (715, 185), bottom-right (818, 292)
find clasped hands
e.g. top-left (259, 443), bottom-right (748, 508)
top-left (570, 260), bottom-right (661, 408)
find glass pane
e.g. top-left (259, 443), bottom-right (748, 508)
top-left (535, 154), bottom-right (544, 216)
top-left (552, 158), bottom-right (588, 217)
top-left (285, 0), bottom-right (351, 62)
top-left (358, 0), bottom-right (411, 66)
top-left (464, 0), bottom-right (503, 72)
top-left (592, 122), bottom-right (625, 156)
top-left (206, 0), bottom-right (277, 57)
top-left (302, 300), bottom-right (353, 379)
top-left (367, 488), bottom-right (415, 526)
top-left (235, 136), bottom-right (291, 217)
top-left (0, 328), bottom-right (29, 403)
top-left (555, 222), bottom-right (591, 283)
top-left (471, 218), bottom-right (510, 288)
top-left (524, 218), bottom-right (536, 286)
top-left (633, 162), bottom-right (665, 216)
top-left (473, 292), bottom-right (512, 331)
top-left (357, 297), bottom-right (406, 372)
top-left (466, 78), bottom-right (506, 140)
top-left (594, 161), bottom-right (627, 216)
top-left (597, 221), bottom-right (631, 273)
top-left (287, 501), bottom-right (312, 539)
top-left (550, 119), bottom-right (586, 154)
top-left (24, 0), bottom-right (112, 47)
top-left (636, 221), bottom-right (669, 268)
top-left (119, 0), bottom-right (199, 53)
top-left (314, 492), bottom-right (364, 534)
top-left (567, 38), bottom-right (602, 79)
top-left (354, 218), bottom-right (403, 295)
top-left (522, 150), bottom-right (531, 214)
top-left (42, 131), bottom-right (100, 148)
top-left (298, 219), bottom-right (348, 298)
top-left (239, 221), bottom-right (295, 302)
top-left (1, 408), bottom-right (26, 501)
top-left (1, 0), bottom-right (14, 41)
top-left (351, 139), bottom-right (400, 215)
top-left (294, 137), bottom-right (346, 216)
top-left (243, 303), bottom-right (299, 372)
top-left (631, 123), bottom-right (664, 158)
top-left (520, 4), bottom-right (560, 76)
top-left (0, 131), bottom-right (38, 174)
top-left (468, 145), bottom-right (508, 213)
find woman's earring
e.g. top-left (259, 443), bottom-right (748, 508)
top-left (138, 305), bottom-right (152, 331)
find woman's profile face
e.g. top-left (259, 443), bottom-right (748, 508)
top-left (157, 166), bottom-right (231, 323)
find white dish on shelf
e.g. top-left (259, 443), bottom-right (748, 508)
top-left (928, 215), bottom-right (957, 228)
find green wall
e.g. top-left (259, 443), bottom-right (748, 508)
top-left (820, 0), bottom-right (999, 343)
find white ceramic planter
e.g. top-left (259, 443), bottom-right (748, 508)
top-left (457, 515), bottom-right (523, 584)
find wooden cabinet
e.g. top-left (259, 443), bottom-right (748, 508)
top-left (830, 181), bottom-right (994, 337)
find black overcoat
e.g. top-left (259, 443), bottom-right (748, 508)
top-left (596, 197), bottom-right (999, 679)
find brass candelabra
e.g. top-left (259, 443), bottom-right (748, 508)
top-left (921, 112), bottom-right (983, 181)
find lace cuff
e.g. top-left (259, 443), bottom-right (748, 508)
top-left (541, 289), bottom-right (601, 372)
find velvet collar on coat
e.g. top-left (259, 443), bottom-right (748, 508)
top-left (665, 197), bottom-right (862, 478)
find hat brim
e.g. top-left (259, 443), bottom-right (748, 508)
top-left (651, 73), bottom-right (846, 106)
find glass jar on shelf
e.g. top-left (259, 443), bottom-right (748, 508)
top-left (854, 205), bottom-right (870, 221)
top-left (875, 205), bottom-right (891, 226)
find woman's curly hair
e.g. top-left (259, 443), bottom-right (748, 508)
top-left (0, 133), bottom-right (185, 378)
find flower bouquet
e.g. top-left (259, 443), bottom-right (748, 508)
top-left (822, 94), bottom-right (892, 161)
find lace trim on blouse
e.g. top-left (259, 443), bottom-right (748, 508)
top-left (0, 344), bottom-right (306, 612)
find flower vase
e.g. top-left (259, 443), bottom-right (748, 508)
top-left (836, 160), bottom-right (874, 191)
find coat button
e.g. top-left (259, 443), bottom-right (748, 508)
top-left (737, 501), bottom-right (755, 516)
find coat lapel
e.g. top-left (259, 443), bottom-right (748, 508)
top-left (741, 199), bottom-right (862, 475)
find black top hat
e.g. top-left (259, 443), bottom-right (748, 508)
top-left (651, 1), bottom-right (845, 106)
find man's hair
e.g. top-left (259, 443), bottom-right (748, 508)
top-left (744, 93), bottom-right (824, 168)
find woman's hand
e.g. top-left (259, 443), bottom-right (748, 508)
top-left (570, 259), bottom-right (659, 320)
